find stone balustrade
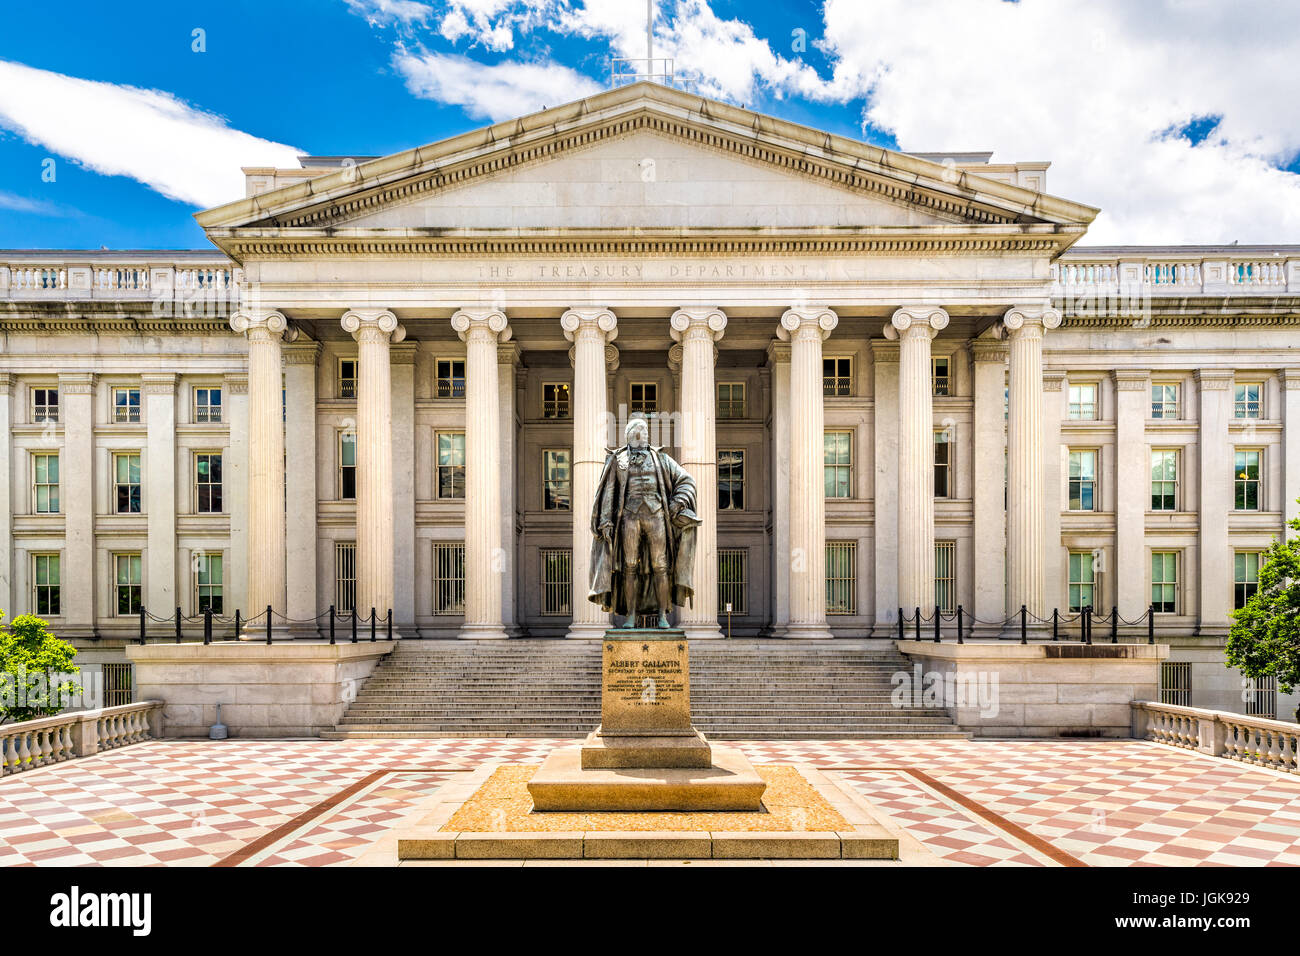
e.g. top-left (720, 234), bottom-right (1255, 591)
top-left (0, 701), bottom-right (163, 777)
top-left (1132, 700), bottom-right (1300, 774)
top-left (1054, 248), bottom-right (1300, 296)
top-left (0, 256), bottom-right (241, 302)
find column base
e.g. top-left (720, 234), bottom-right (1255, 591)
top-left (783, 622), bottom-right (835, 640)
top-left (457, 623), bottom-right (510, 640)
top-left (680, 623), bottom-right (724, 640)
top-left (565, 621), bottom-right (610, 640)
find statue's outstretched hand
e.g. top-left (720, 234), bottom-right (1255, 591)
top-left (599, 523), bottom-right (613, 547)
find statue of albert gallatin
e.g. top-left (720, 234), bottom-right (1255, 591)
top-left (588, 417), bottom-right (700, 628)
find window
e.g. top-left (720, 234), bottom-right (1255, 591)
top-left (1151, 450), bottom-right (1177, 511)
top-left (718, 449), bottom-right (744, 510)
top-left (1068, 383), bottom-right (1097, 420)
top-left (823, 357), bottom-right (852, 397)
top-left (717, 382), bottom-right (746, 418)
top-left (935, 541), bottom-right (955, 614)
top-left (436, 359), bottom-right (466, 399)
top-left (1234, 552), bottom-right (1261, 610)
top-left (31, 387), bottom-right (58, 423)
top-left (193, 387), bottom-right (222, 423)
top-left (934, 430), bottom-right (951, 498)
top-left (437, 432), bottom-right (466, 499)
top-left (102, 662), bottom-right (133, 707)
top-left (113, 387), bottom-right (141, 423)
top-left (115, 553), bottom-right (143, 616)
top-left (629, 382), bottom-right (658, 414)
top-left (33, 554), bottom-right (59, 615)
top-left (932, 357), bottom-right (950, 397)
top-left (826, 541), bottom-right (857, 614)
top-left (542, 382), bottom-right (571, 419)
top-left (1068, 551), bottom-right (1097, 613)
top-left (718, 549), bottom-right (747, 615)
top-left (339, 359), bottom-right (357, 399)
top-left (1234, 383), bottom-right (1262, 419)
top-left (335, 542), bottom-right (356, 614)
top-left (541, 548), bottom-right (571, 616)
top-left (1150, 383), bottom-right (1178, 419)
top-left (1234, 450), bottom-right (1261, 511)
top-left (114, 453), bottom-right (141, 514)
top-left (433, 543), bottom-right (466, 614)
top-left (1151, 551), bottom-right (1178, 614)
top-left (32, 453), bottom-right (59, 514)
top-left (824, 431), bottom-right (852, 499)
top-left (195, 552), bottom-right (223, 614)
top-left (195, 453), bottom-right (222, 513)
top-left (1160, 662), bottom-right (1191, 707)
top-left (543, 449), bottom-right (571, 511)
top-left (339, 433), bottom-right (357, 500)
top-left (1068, 450), bottom-right (1097, 511)
top-left (1245, 675), bottom-right (1278, 719)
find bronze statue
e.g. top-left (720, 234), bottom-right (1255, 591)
top-left (588, 417), bottom-right (700, 628)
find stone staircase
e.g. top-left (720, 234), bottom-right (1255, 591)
top-left (323, 639), bottom-right (967, 739)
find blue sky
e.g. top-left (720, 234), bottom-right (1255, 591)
top-left (1, 0), bottom-right (1298, 250)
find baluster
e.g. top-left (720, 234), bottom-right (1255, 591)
top-left (1267, 729), bottom-right (1282, 770)
top-left (17, 732), bottom-right (31, 772)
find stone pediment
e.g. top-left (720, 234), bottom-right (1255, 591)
top-left (197, 82), bottom-right (1097, 256)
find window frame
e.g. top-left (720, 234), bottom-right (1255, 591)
top-left (194, 551), bottom-right (224, 615)
top-left (718, 447), bottom-right (745, 511)
top-left (32, 552), bottom-right (60, 616)
top-left (192, 386), bottom-right (222, 424)
top-left (1233, 449), bottom-right (1262, 512)
top-left (1234, 551), bottom-right (1261, 610)
top-left (1233, 382), bottom-right (1263, 420)
top-left (823, 356), bottom-right (852, 397)
top-left (1151, 551), bottom-right (1178, 614)
top-left (32, 451), bottom-right (59, 514)
top-left (338, 358), bottom-right (358, 399)
top-left (932, 356), bottom-right (951, 397)
top-left (1150, 449), bottom-right (1178, 512)
top-left (1067, 382), bottom-right (1098, 420)
top-left (628, 382), bottom-right (659, 415)
top-left (435, 431), bottom-right (467, 500)
top-left (435, 358), bottom-right (466, 399)
top-left (541, 382), bottom-right (571, 419)
top-left (112, 386), bottom-right (142, 424)
top-left (933, 429), bottom-right (952, 499)
top-left (114, 552), bottom-right (143, 617)
top-left (113, 452), bottom-right (142, 514)
top-left (824, 430), bottom-right (853, 500)
top-left (1068, 449), bottom-right (1098, 512)
top-left (542, 448), bottom-right (572, 512)
top-left (194, 451), bottom-right (223, 514)
top-left (31, 386), bottom-right (59, 423)
top-left (1150, 383), bottom-right (1179, 420)
top-left (717, 382), bottom-right (746, 419)
top-left (1067, 550), bottom-right (1097, 613)
top-left (338, 431), bottom-right (357, 501)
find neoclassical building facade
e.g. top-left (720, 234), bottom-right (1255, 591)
top-left (1, 83), bottom-right (1296, 715)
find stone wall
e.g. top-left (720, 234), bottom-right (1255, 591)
top-left (125, 642), bottom-right (394, 737)
top-left (896, 640), bottom-right (1167, 737)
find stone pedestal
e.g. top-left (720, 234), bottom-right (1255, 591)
top-left (527, 628), bottom-right (766, 811)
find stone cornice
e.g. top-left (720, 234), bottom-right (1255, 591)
top-left (1060, 310), bottom-right (1300, 329)
top-left (390, 341), bottom-right (418, 366)
top-left (970, 340), bottom-right (1008, 363)
top-left (140, 372), bottom-right (177, 395)
top-left (765, 340), bottom-right (791, 365)
top-left (1195, 369), bottom-right (1236, 389)
top-left (1281, 368), bottom-right (1300, 390)
top-left (56, 372), bottom-right (96, 393)
top-left (1042, 370), bottom-right (1068, 391)
top-left (282, 341), bottom-right (322, 365)
top-left (1111, 369), bottom-right (1150, 391)
top-left (869, 339), bottom-right (900, 364)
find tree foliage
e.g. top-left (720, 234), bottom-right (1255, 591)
top-left (0, 611), bottom-right (81, 724)
top-left (1227, 508), bottom-right (1300, 721)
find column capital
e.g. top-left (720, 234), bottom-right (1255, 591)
top-left (391, 342), bottom-right (418, 366)
top-left (765, 339), bottom-right (792, 366)
top-left (231, 309), bottom-right (288, 337)
top-left (222, 373), bottom-right (248, 395)
top-left (1002, 305), bottom-right (1062, 333)
top-left (283, 341), bottom-right (322, 366)
top-left (497, 341), bottom-right (522, 367)
top-left (778, 306), bottom-right (838, 341)
top-left (1194, 368), bottom-right (1235, 390)
top-left (140, 372), bottom-right (177, 395)
top-left (561, 307), bottom-right (618, 343)
top-left (670, 306), bottom-right (727, 343)
top-left (869, 338), bottom-right (900, 364)
top-left (1111, 368), bottom-right (1149, 391)
top-left (57, 372), bottom-right (96, 393)
top-left (971, 339), bottom-right (1008, 363)
top-left (1043, 370), bottom-right (1068, 392)
top-left (569, 343), bottom-right (619, 372)
top-left (343, 309), bottom-right (406, 343)
top-left (887, 305), bottom-right (948, 339)
top-left (1281, 368), bottom-right (1300, 390)
top-left (451, 309), bottom-right (511, 344)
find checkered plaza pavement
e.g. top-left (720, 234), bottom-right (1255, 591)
top-left (0, 738), bottom-right (1297, 866)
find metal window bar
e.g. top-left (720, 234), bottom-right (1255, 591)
top-left (102, 662), bottom-right (133, 707)
top-left (1160, 661), bottom-right (1192, 707)
top-left (718, 549), bottom-right (747, 616)
top-left (433, 543), bottom-right (466, 615)
top-left (540, 548), bottom-right (572, 616)
top-left (335, 542), bottom-right (356, 614)
top-left (1245, 674), bottom-right (1278, 719)
top-left (826, 541), bottom-right (856, 615)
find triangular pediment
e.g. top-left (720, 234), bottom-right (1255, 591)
top-left (197, 82), bottom-right (1097, 252)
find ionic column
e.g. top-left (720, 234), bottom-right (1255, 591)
top-left (1003, 306), bottom-right (1062, 621)
top-left (341, 309), bottom-right (405, 626)
top-left (562, 308), bottom-right (618, 640)
top-left (889, 306), bottom-right (949, 616)
top-left (779, 307), bottom-right (838, 639)
top-left (669, 307), bottom-right (727, 640)
top-left (230, 310), bottom-right (288, 625)
top-left (765, 340), bottom-right (791, 636)
top-left (451, 309), bottom-right (512, 639)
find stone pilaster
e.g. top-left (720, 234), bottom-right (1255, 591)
top-left (888, 306), bottom-right (949, 616)
top-left (142, 372), bottom-right (177, 618)
top-left (0, 373), bottom-right (12, 617)
top-left (230, 310), bottom-right (288, 625)
top-left (498, 341), bottom-right (522, 634)
top-left (765, 340), bottom-right (791, 637)
top-left (562, 308), bottom-right (618, 640)
top-left (871, 339), bottom-right (900, 631)
top-left (391, 341), bottom-right (417, 630)
top-left (451, 309), bottom-right (511, 639)
top-left (341, 309), bottom-right (404, 625)
top-left (971, 339), bottom-right (1008, 631)
top-left (669, 307), bottom-right (727, 640)
top-left (283, 343), bottom-right (320, 633)
top-left (1042, 370), bottom-right (1067, 616)
top-left (1003, 306), bottom-right (1062, 621)
top-left (223, 373), bottom-right (249, 618)
top-left (1282, 369), bottom-right (1300, 531)
top-left (779, 307), bottom-right (838, 639)
top-left (1197, 368), bottom-right (1235, 636)
top-left (1113, 368), bottom-right (1150, 620)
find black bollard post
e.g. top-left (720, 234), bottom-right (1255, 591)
top-left (175, 606), bottom-right (182, 644)
top-left (934, 606), bottom-right (941, 643)
top-left (1111, 605), bottom-right (1119, 644)
top-left (914, 607), bottom-right (921, 642)
top-left (370, 607), bottom-right (376, 643)
top-left (1148, 604), bottom-right (1155, 645)
top-left (139, 606), bottom-right (147, 645)
top-left (351, 608), bottom-right (357, 644)
top-left (234, 609), bottom-right (241, 641)
top-left (1052, 608), bottom-right (1059, 642)
top-left (387, 609), bottom-right (393, 641)
top-left (1085, 606), bottom-right (1093, 645)
top-left (897, 610), bottom-right (904, 641)
top-left (1020, 604), bottom-right (1027, 645)
top-left (265, 604), bottom-right (272, 645)
top-left (957, 605), bottom-right (964, 644)
top-left (204, 608), bottom-right (212, 645)
top-left (329, 605), bottom-right (336, 645)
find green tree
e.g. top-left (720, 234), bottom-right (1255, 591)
top-left (0, 611), bottom-right (81, 725)
top-left (1227, 509), bottom-right (1300, 723)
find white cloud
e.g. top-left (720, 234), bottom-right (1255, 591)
top-left (393, 50), bottom-right (603, 120)
top-left (816, 0), bottom-right (1300, 244)
top-left (0, 60), bottom-right (302, 209)
top-left (0, 190), bottom-right (69, 217)
top-left (345, 0), bottom-right (434, 27)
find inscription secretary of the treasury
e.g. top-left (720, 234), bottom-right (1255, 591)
top-left (588, 416), bottom-right (700, 628)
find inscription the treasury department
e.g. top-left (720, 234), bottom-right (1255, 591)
top-left (474, 261), bottom-right (819, 281)
top-left (589, 417), bottom-right (700, 628)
